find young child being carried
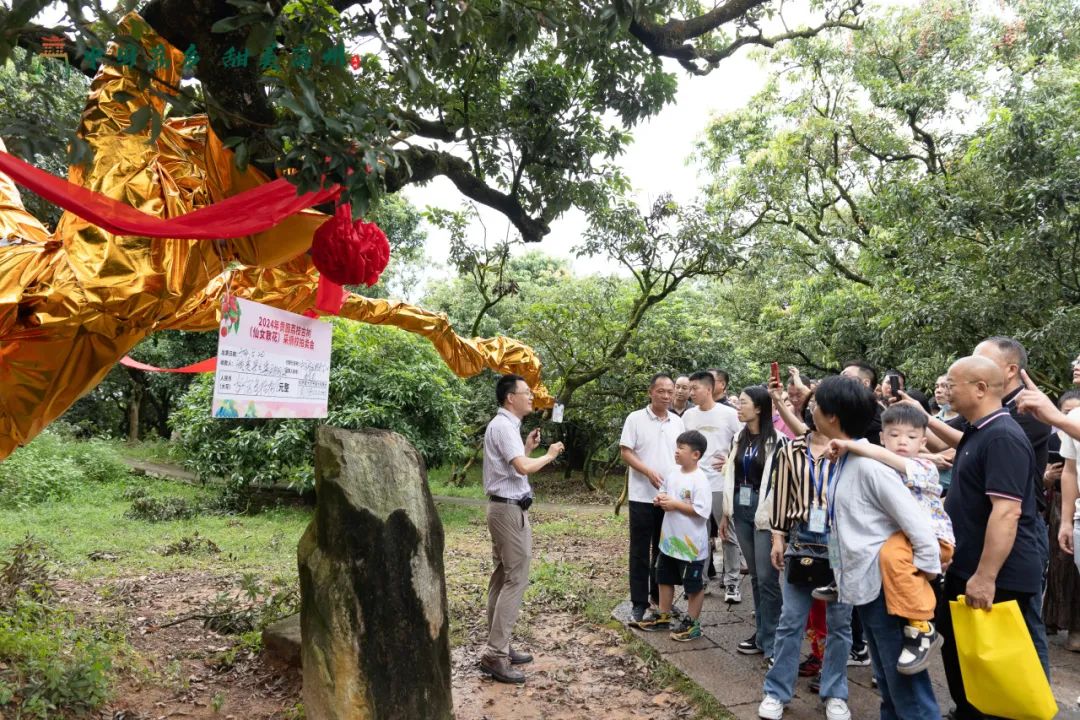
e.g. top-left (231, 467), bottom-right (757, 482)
top-left (632, 430), bottom-right (713, 642)
top-left (818, 404), bottom-right (955, 675)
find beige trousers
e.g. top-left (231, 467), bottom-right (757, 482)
top-left (485, 502), bottom-right (532, 659)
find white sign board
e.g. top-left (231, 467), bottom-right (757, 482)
top-left (212, 297), bottom-right (331, 418)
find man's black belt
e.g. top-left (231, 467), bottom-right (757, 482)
top-left (489, 495), bottom-right (533, 511)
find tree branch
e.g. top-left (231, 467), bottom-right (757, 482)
top-left (386, 147), bottom-right (550, 243)
top-left (629, 0), bottom-right (863, 75)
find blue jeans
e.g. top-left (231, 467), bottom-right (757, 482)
top-left (733, 499), bottom-right (781, 657)
top-left (763, 527), bottom-right (853, 703)
top-left (857, 591), bottom-right (940, 719)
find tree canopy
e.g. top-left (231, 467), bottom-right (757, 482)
top-left (1, 0), bottom-right (861, 238)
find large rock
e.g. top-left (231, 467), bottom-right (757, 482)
top-left (299, 427), bottom-right (452, 720)
top-left (263, 613), bottom-right (302, 668)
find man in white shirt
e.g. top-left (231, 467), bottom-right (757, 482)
top-left (682, 370), bottom-right (743, 601)
top-left (620, 374), bottom-right (685, 622)
top-left (479, 374), bottom-right (564, 684)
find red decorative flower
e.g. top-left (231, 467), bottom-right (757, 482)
top-left (311, 203), bottom-right (390, 287)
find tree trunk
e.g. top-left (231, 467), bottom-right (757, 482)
top-left (127, 383), bottom-right (144, 442)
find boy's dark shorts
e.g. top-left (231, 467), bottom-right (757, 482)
top-left (656, 553), bottom-right (707, 594)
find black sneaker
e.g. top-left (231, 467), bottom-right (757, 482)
top-left (633, 611), bottom-right (672, 632)
top-left (897, 622), bottom-right (942, 675)
top-left (670, 617), bottom-right (702, 642)
top-left (737, 633), bottom-right (763, 655)
top-left (798, 655), bottom-right (822, 677)
top-left (809, 672), bottom-right (821, 694)
top-left (631, 605), bottom-right (647, 623)
top-left (811, 582), bottom-right (839, 602)
top-left (848, 644), bottom-right (871, 666)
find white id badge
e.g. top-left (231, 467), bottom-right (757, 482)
top-left (551, 403), bottom-right (565, 423)
top-left (738, 485), bottom-right (752, 507)
top-left (828, 533), bottom-right (841, 568)
top-left (808, 506), bottom-right (827, 534)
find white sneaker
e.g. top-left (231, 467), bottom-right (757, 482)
top-left (725, 583), bottom-right (742, 603)
top-left (758, 695), bottom-right (784, 719)
top-left (824, 698), bottom-right (851, 720)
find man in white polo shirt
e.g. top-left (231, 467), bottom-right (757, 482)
top-left (621, 374), bottom-right (685, 622)
top-left (479, 374), bottom-right (564, 684)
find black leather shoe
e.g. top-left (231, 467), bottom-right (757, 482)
top-left (479, 654), bottom-right (525, 683)
top-left (509, 646), bottom-right (533, 665)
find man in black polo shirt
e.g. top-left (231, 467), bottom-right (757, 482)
top-left (973, 336), bottom-right (1052, 479)
top-left (936, 356), bottom-right (1049, 720)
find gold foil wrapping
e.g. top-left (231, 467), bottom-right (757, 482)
top-left (0, 14), bottom-right (551, 462)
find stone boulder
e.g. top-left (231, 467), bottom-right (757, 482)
top-left (263, 613), bottom-right (302, 668)
top-left (299, 426), bottom-right (452, 720)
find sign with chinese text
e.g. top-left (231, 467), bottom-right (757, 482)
top-left (212, 297), bottom-right (331, 419)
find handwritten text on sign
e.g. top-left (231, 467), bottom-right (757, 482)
top-left (212, 297), bottom-right (331, 419)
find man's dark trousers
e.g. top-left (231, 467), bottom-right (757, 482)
top-left (628, 501), bottom-right (664, 608)
top-left (937, 571), bottom-right (1050, 719)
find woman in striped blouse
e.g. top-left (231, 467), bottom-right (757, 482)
top-left (757, 388), bottom-right (854, 720)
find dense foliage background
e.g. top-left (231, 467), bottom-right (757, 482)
top-left (0, 0), bottom-right (1071, 494)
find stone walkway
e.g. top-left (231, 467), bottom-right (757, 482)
top-left (614, 575), bottom-right (1080, 720)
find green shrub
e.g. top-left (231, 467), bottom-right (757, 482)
top-left (0, 538), bottom-right (117, 718)
top-left (0, 599), bottom-right (115, 718)
top-left (0, 434), bottom-right (131, 508)
top-left (172, 322), bottom-right (468, 505)
top-left (124, 495), bottom-right (200, 522)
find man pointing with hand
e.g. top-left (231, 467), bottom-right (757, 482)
top-left (480, 374), bottom-right (564, 684)
top-left (621, 374), bottom-right (685, 623)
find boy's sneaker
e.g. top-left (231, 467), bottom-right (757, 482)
top-left (671, 617), bottom-right (702, 642)
top-left (738, 633), bottom-right (763, 655)
top-left (799, 655), bottom-right (822, 677)
top-left (758, 694), bottom-right (785, 719)
top-left (633, 611), bottom-right (671, 632)
top-left (725, 583), bottom-right (742, 603)
top-left (897, 622), bottom-right (942, 675)
top-left (812, 582), bottom-right (839, 602)
top-left (848, 645), bottom-right (871, 666)
top-left (825, 698), bottom-right (851, 720)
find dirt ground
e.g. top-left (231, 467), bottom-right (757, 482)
top-left (60, 506), bottom-right (703, 720)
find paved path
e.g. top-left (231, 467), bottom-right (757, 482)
top-left (614, 578), bottom-right (1080, 720)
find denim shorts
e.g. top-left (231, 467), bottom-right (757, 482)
top-left (656, 553), bottom-right (707, 594)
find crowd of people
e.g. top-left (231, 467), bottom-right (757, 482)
top-left (474, 337), bottom-right (1080, 720)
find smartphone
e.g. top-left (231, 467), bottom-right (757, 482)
top-left (770, 362), bottom-right (781, 386)
top-left (888, 375), bottom-right (901, 399)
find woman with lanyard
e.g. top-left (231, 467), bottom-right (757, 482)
top-left (720, 386), bottom-right (785, 663)
top-left (757, 382), bottom-right (854, 720)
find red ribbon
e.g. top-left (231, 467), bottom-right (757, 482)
top-left (0, 149), bottom-right (340, 239)
top-left (119, 355), bottom-right (217, 373)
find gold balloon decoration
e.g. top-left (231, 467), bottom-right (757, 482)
top-left (0, 15), bottom-right (552, 463)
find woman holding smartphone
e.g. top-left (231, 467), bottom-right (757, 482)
top-left (721, 385), bottom-right (785, 661)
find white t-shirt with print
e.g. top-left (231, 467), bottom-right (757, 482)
top-left (658, 467), bottom-right (713, 561)
top-left (1058, 407), bottom-right (1080, 518)
top-left (681, 403), bottom-right (742, 492)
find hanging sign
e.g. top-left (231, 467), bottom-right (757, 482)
top-left (212, 296), bottom-right (332, 418)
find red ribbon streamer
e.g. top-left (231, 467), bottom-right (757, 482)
top-left (0, 149), bottom-right (340, 239)
top-left (120, 356), bottom-right (217, 373)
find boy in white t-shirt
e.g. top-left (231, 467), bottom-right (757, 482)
top-left (633, 430), bottom-right (713, 642)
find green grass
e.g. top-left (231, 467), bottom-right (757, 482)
top-left (0, 477), bottom-right (311, 581)
top-left (105, 438), bottom-right (181, 464)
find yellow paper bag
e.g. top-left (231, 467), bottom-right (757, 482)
top-left (950, 596), bottom-right (1057, 720)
